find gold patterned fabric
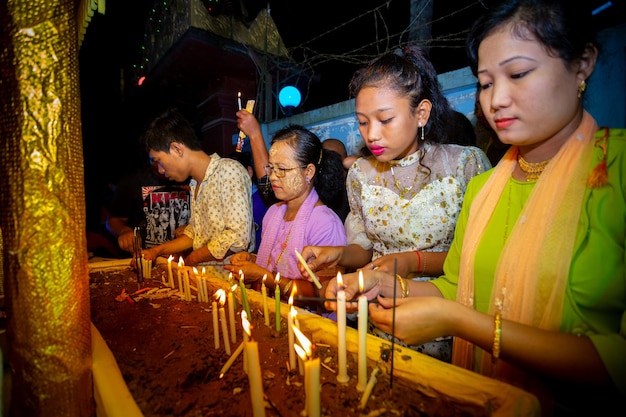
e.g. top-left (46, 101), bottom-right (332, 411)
top-left (0, 0), bottom-right (94, 415)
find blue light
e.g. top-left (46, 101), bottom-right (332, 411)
top-left (278, 86), bottom-right (301, 108)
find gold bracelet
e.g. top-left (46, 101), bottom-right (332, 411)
top-left (395, 274), bottom-right (408, 298)
top-left (492, 311), bottom-right (502, 363)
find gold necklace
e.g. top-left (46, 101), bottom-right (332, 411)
top-left (267, 222), bottom-right (294, 270)
top-left (517, 155), bottom-right (551, 181)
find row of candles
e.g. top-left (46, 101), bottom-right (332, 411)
top-left (163, 255), bottom-right (378, 416)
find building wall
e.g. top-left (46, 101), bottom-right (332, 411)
top-left (237, 23), bottom-right (625, 157)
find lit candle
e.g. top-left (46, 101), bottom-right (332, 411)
top-left (274, 273), bottom-right (281, 331)
top-left (294, 249), bottom-right (322, 290)
top-left (237, 91), bottom-right (242, 110)
top-left (177, 257), bottom-right (184, 296)
top-left (336, 272), bottom-right (349, 383)
top-left (357, 270), bottom-right (368, 391)
top-left (212, 292), bottom-right (220, 350)
top-left (193, 267), bottom-right (203, 302)
top-left (261, 274), bottom-right (270, 327)
top-left (228, 285), bottom-right (237, 344)
top-left (218, 289), bottom-right (231, 356)
top-left (242, 312), bottom-right (266, 417)
top-left (183, 267), bottom-right (191, 301)
top-left (293, 325), bottom-right (320, 417)
top-left (202, 267), bottom-right (209, 301)
top-left (239, 270), bottom-right (252, 320)
top-left (288, 302), bottom-right (297, 372)
top-left (167, 255), bottom-right (174, 288)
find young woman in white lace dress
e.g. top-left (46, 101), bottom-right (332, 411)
top-left (301, 45), bottom-right (491, 361)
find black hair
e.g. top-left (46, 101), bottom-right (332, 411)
top-left (348, 44), bottom-right (456, 145)
top-left (271, 125), bottom-right (346, 216)
top-left (466, 0), bottom-right (600, 76)
top-left (141, 108), bottom-right (202, 153)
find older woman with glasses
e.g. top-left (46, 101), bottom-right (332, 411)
top-left (225, 125), bottom-right (347, 313)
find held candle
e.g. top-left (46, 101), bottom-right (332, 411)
top-left (261, 275), bottom-right (270, 326)
top-left (336, 272), bottom-right (350, 383)
top-left (357, 271), bottom-right (368, 391)
top-left (274, 273), bottom-right (281, 331)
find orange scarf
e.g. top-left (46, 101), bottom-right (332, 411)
top-left (453, 111), bottom-right (598, 386)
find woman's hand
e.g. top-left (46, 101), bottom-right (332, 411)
top-left (363, 251), bottom-right (416, 277)
top-left (224, 257), bottom-right (268, 285)
top-left (324, 269), bottom-right (389, 313)
top-left (299, 246), bottom-right (344, 277)
top-left (368, 296), bottom-right (455, 346)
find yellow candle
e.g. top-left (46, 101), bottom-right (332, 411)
top-left (293, 325), bottom-right (320, 417)
top-left (219, 341), bottom-right (244, 378)
top-left (218, 289), bottom-right (231, 356)
top-left (294, 249), bottom-right (322, 289)
top-left (242, 312), bottom-right (266, 417)
top-left (212, 293), bottom-right (220, 350)
top-left (274, 273), bottom-right (281, 331)
top-left (177, 257), bottom-right (184, 296)
top-left (183, 268), bottom-right (191, 301)
top-left (261, 274), bottom-right (269, 326)
top-left (336, 272), bottom-right (349, 383)
top-left (357, 271), bottom-right (368, 391)
top-left (167, 255), bottom-right (174, 288)
top-left (201, 267), bottom-right (209, 303)
top-left (193, 267), bottom-right (202, 302)
top-left (287, 303), bottom-right (296, 372)
top-left (228, 288), bottom-right (237, 344)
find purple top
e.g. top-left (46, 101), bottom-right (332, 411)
top-left (256, 188), bottom-right (346, 279)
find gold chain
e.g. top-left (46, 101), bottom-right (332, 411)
top-left (267, 223), bottom-right (294, 270)
top-left (518, 155), bottom-right (551, 181)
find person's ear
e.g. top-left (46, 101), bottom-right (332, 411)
top-left (577, 43), bottom-right (598, 83)
top-left (170, 142), bottom-right (183, 157)
top-left (414, 99), bottom-right (433, 126)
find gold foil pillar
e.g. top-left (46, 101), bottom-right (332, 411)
top-left (0, 0), bottom-right (94, 415)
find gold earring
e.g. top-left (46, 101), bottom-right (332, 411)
top-left (577, 80), bottom-right (587, 99)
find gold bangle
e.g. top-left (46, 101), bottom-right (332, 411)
top-left (492, 311), bottom-right (502, 363)
top-left (395, 274), bottom-right (408, 298)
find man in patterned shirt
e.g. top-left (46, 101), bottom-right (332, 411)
top-left (139, 108), bottom-right (255, 266)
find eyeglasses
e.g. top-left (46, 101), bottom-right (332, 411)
top-left (264, 164), bottom-right (306, 178)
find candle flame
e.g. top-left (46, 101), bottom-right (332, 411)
top-left (239, 270), bottom-right (244, 281)
top-left (193, 266), bottom-right (199, 275)
top-left (337, 271), bottom-right (343, 288)
top-left (202, 266), bottom-right (206, 276)
top-left (178, 256), bottom-right (184, 267)
top-left (275, 272), bottom-right (281, 284)
top-left (167, 254), bottom-right (174, 262)
top-left (294, 343), bottom-right (306, 360)
top-left (242, 311), bottom-right (251, 336)
top-left (262, 274), bottom-right (267, 284)
top-left (288, 284), bottom-right (297, 306)
top-left (217, 289), bottom-right (226, 305)
top-left (293, 325), bottom-right (312, 357)
top-left (231, 284), bottom-right (237, 292)
top-left (359, 270), bottom-right (364, 293)
top-left (238, 91), bottom-right (241, 98)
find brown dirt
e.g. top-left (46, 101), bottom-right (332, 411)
top-left (89, 264), bottom-right (487, 417)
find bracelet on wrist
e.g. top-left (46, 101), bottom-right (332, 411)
top-left (395, 274), bottom-right (409, 298)
top-left (492, 311), bottom-right (502, 363)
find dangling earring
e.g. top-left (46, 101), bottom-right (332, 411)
top-left (418, 122), bottom-right (425, 141)
top-left (577, 80), bottom-right (587, 99)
